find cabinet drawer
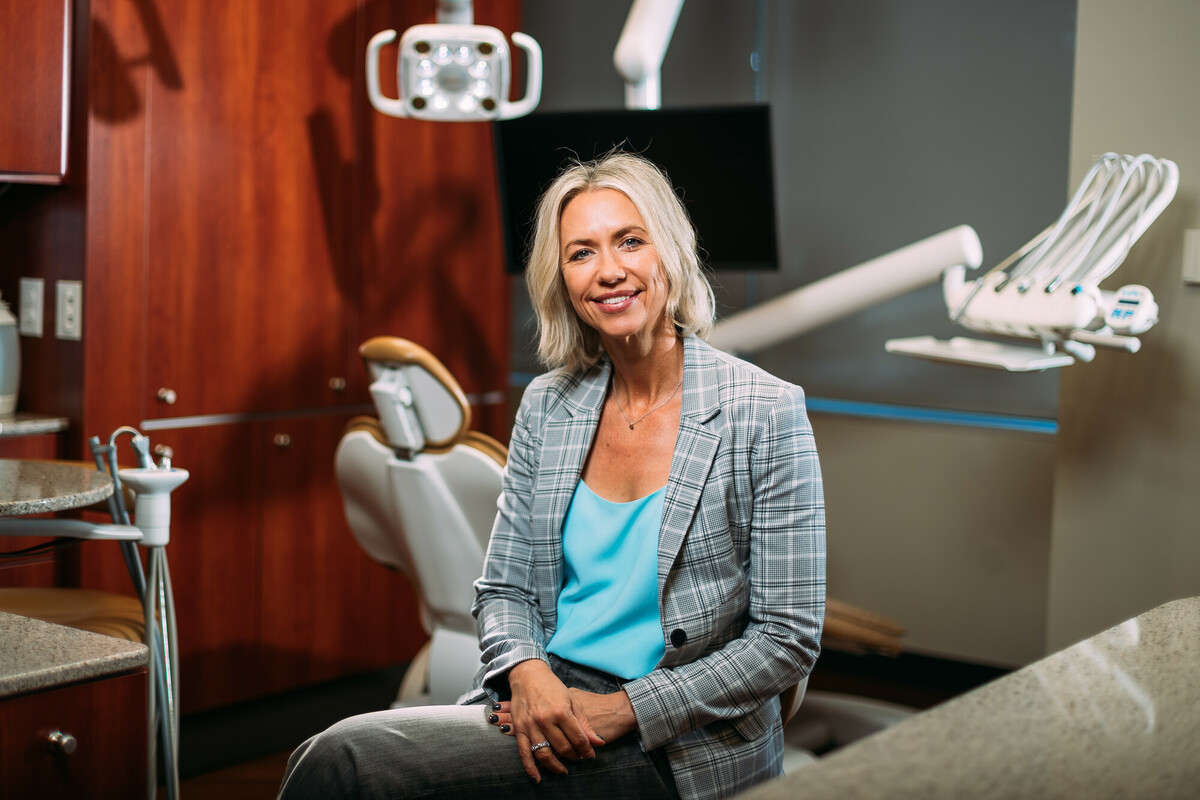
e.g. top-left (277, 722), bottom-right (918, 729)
top-left (0, 670), bottom-right (147, 800)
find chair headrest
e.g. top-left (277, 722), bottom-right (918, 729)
top-left (359, 337), bottom-right (471, 452)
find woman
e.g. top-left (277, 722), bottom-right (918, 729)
top-left (279, 152), bottom-right (825, 800)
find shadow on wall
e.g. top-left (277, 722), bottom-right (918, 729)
top-left (89, 0), bottom-right (183, 124)
top-left (305, 0), bottom-right (507, 399)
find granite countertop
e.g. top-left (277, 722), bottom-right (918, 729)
top-left (0, 458), bottom-right (113, 516)
top-left (0, 611), bottom-right (148, 697)
top-left (0, 413), bottom-right (70, 438)
top-left (744, 597), bottom-right (1200, 799)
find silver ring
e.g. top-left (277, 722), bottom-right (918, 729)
top-left (530, 741), bottom-right (551, 752)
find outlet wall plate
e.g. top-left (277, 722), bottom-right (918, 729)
top-left (55, 280), bottom-right (82, 340)
top-left (19, 277), bottom-right (44, 337)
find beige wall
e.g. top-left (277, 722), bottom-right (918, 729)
top-left (814, 413), bottom-right (1055, 667)
top-left (1047, 0), bottom-right (1200, 651)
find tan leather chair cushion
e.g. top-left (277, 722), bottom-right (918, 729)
top-left (0, 587), bottom-right (146, 643)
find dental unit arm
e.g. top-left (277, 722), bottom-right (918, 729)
top-left (709, 225), bottom-right (985, 355)
top-left (886, 153), bottom-right (1178, 370)
top-left (614, 0), bottom-right (685, 110)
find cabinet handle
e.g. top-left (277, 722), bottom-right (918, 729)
top-left (329, 377), bottom-right (347, 391)
top-left (273, 433), bottom-right (292, 448)
top-left (47, 730), bottom-right (78, 755)
top-left (157, 387), bottom-right (178, 405)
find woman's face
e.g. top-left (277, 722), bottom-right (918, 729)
top-left (558, 188), bottom-right (671, 347)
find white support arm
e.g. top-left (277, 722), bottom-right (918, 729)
top-left (436, 0), bottom-right (473, 25)
top-left (0, 519), bottom-right (143, 541)
top-left (614, 0), bottom-right (685, 109)
top-left (709, 225), bottom-right (983, 355)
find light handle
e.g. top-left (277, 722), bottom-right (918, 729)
top-left (499, 32), bottom-right (542, 119)
top-left (366, 29), bottom-right (408, 118)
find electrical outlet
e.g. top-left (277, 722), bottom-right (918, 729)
top-left (55, 280), bottom-right (82, 341)
top-left (18, 278), bottom-right (44, 337)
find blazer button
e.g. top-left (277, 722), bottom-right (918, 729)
top-left (670, 629), bottom-right (687, 648)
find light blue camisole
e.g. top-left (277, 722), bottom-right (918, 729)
top-left (545, 480), bottom-right (667, 680)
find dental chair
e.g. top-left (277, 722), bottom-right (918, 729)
top-left (336, 336), bottom-right (505, 706)
top-left (336, 337), bottom-right (914, 764)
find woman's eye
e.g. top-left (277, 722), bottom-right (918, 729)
top-left (621, 237), bottom-right (643, 249)
top-left (567, 248), bottom-right (591, 262)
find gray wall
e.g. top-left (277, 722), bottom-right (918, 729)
top-left (1047, 0), bottom-right (1200, 651)
top-left (515, 0), bottom-right (1075, 419)
top-left (513, 0), bottom-right (1076, 666)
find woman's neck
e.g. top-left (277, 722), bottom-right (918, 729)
top-left (606, 329), bottom-right (685, 405)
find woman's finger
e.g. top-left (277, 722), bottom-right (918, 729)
top-left (530, 732), bottom-right (569, 776)
top-left (515, 732), bottom-right (542, 783)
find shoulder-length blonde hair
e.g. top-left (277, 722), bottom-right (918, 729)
top-left (524, 150), bottom-right (716, 372)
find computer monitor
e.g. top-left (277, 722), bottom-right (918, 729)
top-left (492, 105), bottom-right (779, 274)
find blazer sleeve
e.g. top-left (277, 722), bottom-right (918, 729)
top-left (623, 382), bottom-right (826, 750)
top-left (471, 386), bottom-right (550, 690)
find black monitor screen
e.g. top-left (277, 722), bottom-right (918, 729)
top-left (492, 105), bottom-right (779, 274)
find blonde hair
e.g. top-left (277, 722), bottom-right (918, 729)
top-left (524, 151), bottom-right (716, 372)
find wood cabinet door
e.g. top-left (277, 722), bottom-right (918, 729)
top-left (136, 0), bottom-right (360, 419)
top-left (258, 414), bottom-right (425, 695)
top-left (0, 0), bottom-right (71, 182)
top-left (0, 670), bottom-right (147, 800)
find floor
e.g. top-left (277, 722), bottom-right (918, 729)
top-left (170, 751), bottom-right (292, 799)
top-left (166, 650), bottom-right (1009, 799)
top-left (170, 753), bottom-right (291, 796)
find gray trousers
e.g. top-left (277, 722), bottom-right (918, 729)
top-left (278, 655), bottom-right (679, 800)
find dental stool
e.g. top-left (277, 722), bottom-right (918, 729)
top-left (335, 336), bottom-right (506, 706)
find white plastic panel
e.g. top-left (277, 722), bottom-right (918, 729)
top-left (886, 336), bottom-right (1076, 371)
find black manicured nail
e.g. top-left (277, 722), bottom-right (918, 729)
top-left (492, 702), bottom-right (503, 711)
top-left (488, 714), bottom-right (499, 723)
top-left (500, 724), bottom-right (511, 733)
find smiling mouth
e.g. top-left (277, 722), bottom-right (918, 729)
top-left (595, 292), bottom-right (638, 306)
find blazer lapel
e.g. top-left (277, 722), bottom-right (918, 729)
top-left (532, 358), bottom-right (611, 609)
top-left (657, 336), bottom-right (723, 587)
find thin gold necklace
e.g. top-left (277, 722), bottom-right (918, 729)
top-left (613, 375), bottom-right (684, 430)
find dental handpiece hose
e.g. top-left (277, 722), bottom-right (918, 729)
top-left (89, 436), bottom-right (148, 601)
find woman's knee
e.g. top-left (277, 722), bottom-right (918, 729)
top-left (279, 719), bottom-right (372, 799)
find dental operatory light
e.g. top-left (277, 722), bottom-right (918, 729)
top-left (886, 153), bottom-right (1178, 371)
top-left (366, 1), bottom-right (541, 121)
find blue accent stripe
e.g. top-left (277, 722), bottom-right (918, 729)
top-left (508, 374), bottom-right (1056, 434)
top-left (510, 371), bottom-right (540, 387)
top-left (805, 397), bottom-right (1057, 434)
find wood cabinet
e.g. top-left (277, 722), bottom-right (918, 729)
top-left (0, 0), bottom-right (73, 182)
top-left (2, 0), bottom-right (517, 714)
top-left (0, 670), bottom-right (147, 800)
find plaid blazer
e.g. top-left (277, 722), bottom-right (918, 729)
top-left (471, 335), bottom-right (826, 800)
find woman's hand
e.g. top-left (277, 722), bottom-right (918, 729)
top-left (502, 660), bottom-right (605, 782)
top-left (564, 687), bottom-right (637, 743)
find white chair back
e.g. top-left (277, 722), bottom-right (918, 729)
top-left (335, 338), bottom-right (505, 703)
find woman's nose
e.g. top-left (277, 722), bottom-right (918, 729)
top-left (597, 251), bottom-right (626, 284)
